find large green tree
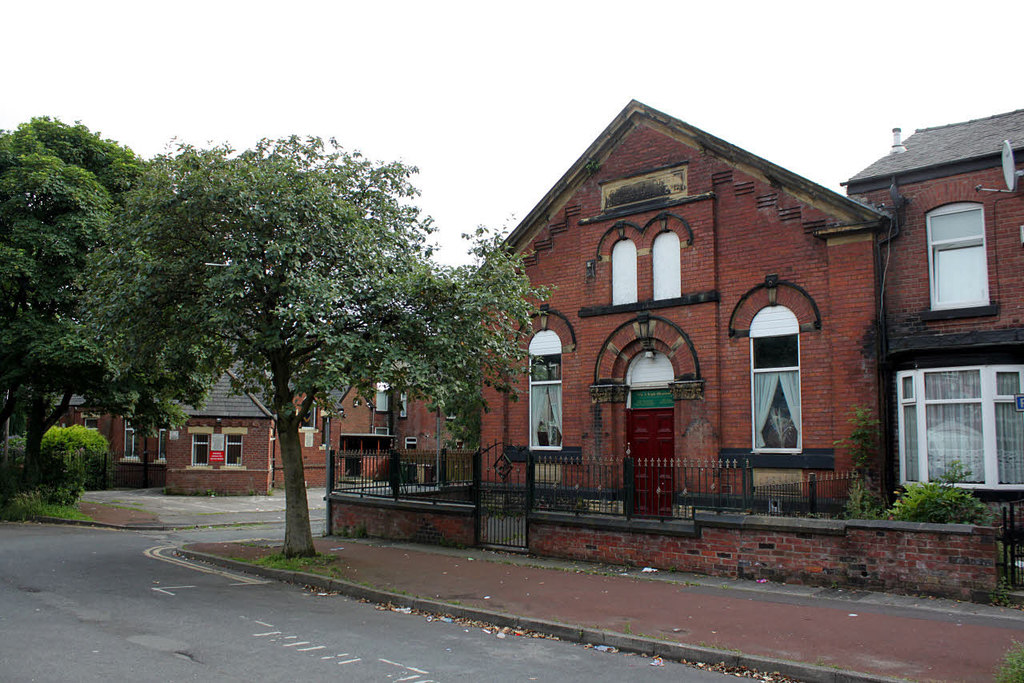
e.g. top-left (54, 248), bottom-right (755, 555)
top-left (0, 118), bottom-right (144, 483)
top-left (100, 137), bottom-right (538, 556)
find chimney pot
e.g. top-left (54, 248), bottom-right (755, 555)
top-left (891, 127), bottom-right (907, 154)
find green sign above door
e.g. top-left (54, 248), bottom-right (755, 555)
top-left (631, 389), bottom-right (673, 409)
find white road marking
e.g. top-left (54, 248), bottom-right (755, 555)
top-left (151, 586), bottom-right (196, 596)
top-left (396, 675), bottom-right (421, 681)
top-left (337, 658), bottom-right (362, 665)
top-left (144, 545), bottom-right (269, 585)
top-left (380, 659), bottom-right (429, 675)
top-left (254, 620), bottom-right (274, 627)
top-left (253, 631), bottom-right (281, 637)
top-left (298, 645), bottom-right (325, 652)
top-left (282, 641), bottom-right (310, 647)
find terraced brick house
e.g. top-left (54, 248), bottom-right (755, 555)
top-left (845, 110), bottom-right (1024, 498)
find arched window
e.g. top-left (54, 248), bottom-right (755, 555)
top-left (611, 239), bottom-right (637, 305)
top-left (750, 306), bottom-right (801, 452)
top-left (529, 330), bottom-right (562, 449)
top-left (927, 203), bottom-right (988, 309)
top-left (652, 231), bottom-right (681, 300)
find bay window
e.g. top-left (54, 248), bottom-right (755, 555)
top-left (898, 366), bottom-right (1024, 487)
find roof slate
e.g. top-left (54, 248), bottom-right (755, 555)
top-left (185, 373), bottom-right (272, 419)
top-left (847, 109), bottom-right (1024, 184)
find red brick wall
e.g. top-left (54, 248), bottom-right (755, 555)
top-left (329, 496), bottom-right (475, 546)
top-left (483, 121), bottom-right (881, 471)
top-left (851, 167), bottom-right (1024, 340)
top-left (165, 417), bottom-right (274, 495)
top-left (529, 514), bottom-right (996, 601)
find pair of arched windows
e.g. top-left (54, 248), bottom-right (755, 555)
top-left (611, 231), bottom-right (681, 305)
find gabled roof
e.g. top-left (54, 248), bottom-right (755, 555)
top-left (845, 109), bottom-right (1024, 189)
top-left (185, 370), bottom-right (273, 419)
top-left (506, 100), bottom-right (883, 252)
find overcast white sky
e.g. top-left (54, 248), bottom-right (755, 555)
top-left (4, 0), bottom-right (1021, 265)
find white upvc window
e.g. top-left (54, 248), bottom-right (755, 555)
top-left (404, 437), bottom-right (417, 450)
top-left (157, 429), bottom-right (167, 461)
top-left (927, 203), bottom-right (988, 309)
top-left (375, 384), bottom-right (389, 412)
top-left (192, 434), bottom-right (210, 466)
top-left (652, 231), bottom-right (681, 300)
top-left (897, 366), bottom-right (1024, 488)
top-left (124, 422), bottom-right (138, 460)
top-left (750, 307), bottom-right (801, 453)
top-left (400, 393), bottom-right (408, 418)
top-left (226, 434), bottom-right (243, 466)
top-left (529, 330), bottom-right (563, 450)
top-left (611, 239), bottom-right (637, 305)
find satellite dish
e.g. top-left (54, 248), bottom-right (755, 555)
top-left (1003, 140), bottom-right (1021, 191)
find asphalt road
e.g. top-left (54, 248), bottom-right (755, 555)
top-left (0, 522), bottom-right (735, 682)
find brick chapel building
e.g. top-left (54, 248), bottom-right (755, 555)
top-left (845, 110), bottom-right (1024, 498)
top-left (480, 101), bottom-right (887, 486)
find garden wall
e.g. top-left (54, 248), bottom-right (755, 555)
top-left (530, 512), bottom-right (997, 601)
top-left (330, 494), bottom-right (475, 547)
top-left (326, 495), bottom-right (998, 601)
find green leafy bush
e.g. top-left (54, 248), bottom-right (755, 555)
top-left (889, 462), bottom-right (992, 525)
top-left (996, 641), bottom-right (1024, 683)
top-left (37, 426), bottom-right (109, 505)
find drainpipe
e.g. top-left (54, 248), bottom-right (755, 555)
top-left (324, 416), bottom-right (332, 536)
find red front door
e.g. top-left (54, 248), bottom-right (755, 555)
top-left (627, 408), bottom-right (674, 516)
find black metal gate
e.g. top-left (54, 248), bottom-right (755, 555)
top-left (476, 444), bottom-right (529, 550)
top-left (1000, 503), bottom-right (1024, 587)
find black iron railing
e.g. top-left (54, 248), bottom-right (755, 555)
top-left (330, 447), bottom-right (854, 520)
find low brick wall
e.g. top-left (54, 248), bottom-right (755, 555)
top-left (529, 512), bottom-right (998, 601)
top-left (165, 467), bottom-right (272, 495)
top-left (329, 494), bottom-right (475, 547)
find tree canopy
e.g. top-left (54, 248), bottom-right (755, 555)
top-left (99, 136), bottom-right (539, 555)
top-left (0, 118), bottom-right (143, 483)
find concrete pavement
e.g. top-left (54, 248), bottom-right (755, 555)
top-left (80, 487), bottom-right (326, 529)
top-left (77, 487), bottom-right (1024, 682)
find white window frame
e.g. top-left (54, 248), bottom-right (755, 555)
top-left (124, 421), bottom-right (138, 460)
top-left (611, 239), bottom-right (638, 305)
top-left (404, 436), bottom-right (417, 450)
top-left (400, 393), bottom-right (408, 418)
top-left (157, 428), bottom-right (167, 461)
top-left (529, 330), bottom-right (563, 450)
top-left (375, 384), bottom-right (389, 412)
top-left (749, 307), bottom-right (802, 454)
top-left (192, 433), bottom-right (210, 466)
top-left (83, 415), bottom-right (99, 430)
top-left (927, 203), bottom-right (988, 310)
top-left (897, 365), bottom-right (1024, 489)
top-left (226, 434), bottom-right (243, 466)
top-left (652, 230), bottom-right (681, 300)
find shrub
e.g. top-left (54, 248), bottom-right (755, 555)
top-left (37, 425), bottom-right (109, 504)
top-left (996, 641), bottom-right (1024, 683)
top-left (843, 476), bottom-right (886, 520)
top-left (889, 462), bottom-right (992, 525)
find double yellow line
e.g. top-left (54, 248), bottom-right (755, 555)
top-left (144, 545), bottom-right (269, 585)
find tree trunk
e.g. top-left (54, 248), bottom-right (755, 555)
top-left (22, 395), bottom-right (48, 488)
top-left (278, 422), bottom-right (315, 557)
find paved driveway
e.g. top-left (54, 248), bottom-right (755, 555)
top-left (81, 487), bottom-right (326, 528)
